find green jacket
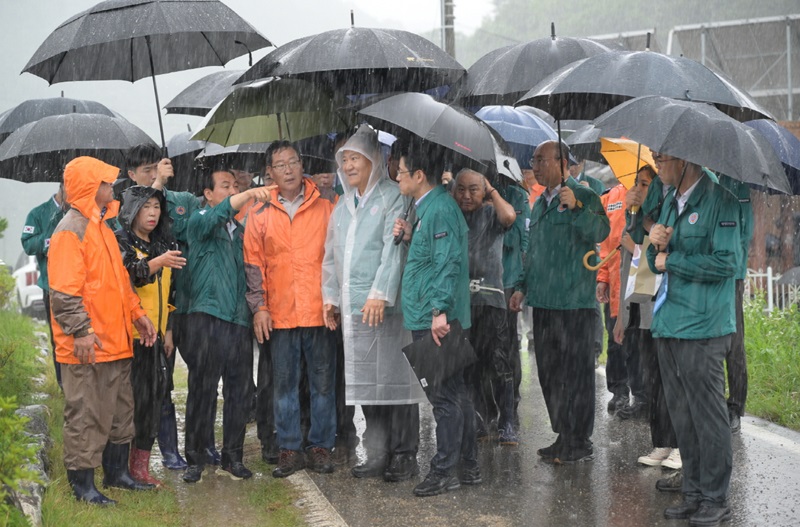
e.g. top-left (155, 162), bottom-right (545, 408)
top-left (646, 174), bottom-right (740, 339)
top-left (186, 197), bottom-right (251, 327)
top-left (718, 175), bottom-right (754, 280)
top-left (402, 185), bottom-right (471, 331)
top-left (522, 177), bottom-right (610, 310)
top-left (571, 172), bottom-right (605, 195)
top-left (499, 184), bottom-right (530, 290)
top-left (166, 190), bottom-right (201, 314)
top-left (21, 196), bottom-right (66, 291)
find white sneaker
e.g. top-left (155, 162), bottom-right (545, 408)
top-left (637, 447), bottom-right (672, 466)
top-left (661, 449), bottom-right (682, 470)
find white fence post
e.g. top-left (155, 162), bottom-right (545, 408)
top-left (767, 267), bottom-right (774, 313)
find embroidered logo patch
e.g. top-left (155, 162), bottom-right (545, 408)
top-left (434, 231), bottom-right (448, 239)
top-left (370, 205), bottom-right (379, 216)
top-left (44, 238), bottom-right (50, 248)
top-left (557, 204), bottom-right (567, 213)
top-left (688, 212), bottom-right (699, 225)
top-left (198, 209), bottom-right (207, 215)
top-left (22, 225), bottom-right (34, 234)
top-left (176, 206), bottom-right (186, 215)
top-left (719, 221), bottom-right (737, 228)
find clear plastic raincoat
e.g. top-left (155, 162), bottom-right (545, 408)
top-left (322, 125), bottom-right (426, 405)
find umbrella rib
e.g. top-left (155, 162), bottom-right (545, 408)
top-left (200, 31), bottom-right (225, 66)
top-left (49, 52), bottom-right (69, 85)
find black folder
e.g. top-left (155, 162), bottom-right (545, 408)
top-left (401, 319), bottom-right (477, 392)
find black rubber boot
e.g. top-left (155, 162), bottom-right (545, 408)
top-left (101, 442), bottom-right (156, 491)
top-left (157, 400), bottom-right (188, 470)
top-left (67, 468), bottom-right (116, 505)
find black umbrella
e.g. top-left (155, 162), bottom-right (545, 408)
top-left (451, 28), bottom-right (610, 107)
top-left (592, 96), bottom-right (791, 194)
top-left (358, 92), bottom-right (521, 183)
top-left (164, 70), bottom-right (246, 117)
top-left (22, 0), bottom-right (272, 149)
top-left (517, 50), bottom-right (773, 122)
top-left (564, 124), bottom-right (605, 163)
top-left (166, 130), bottom-right (205, 192)
top-left (236, 26), bottom-right (465, 95)
top-left (0, 113), bottom-right (155, 182)
top-left (195, 142), bottom-right (269, 174)
top-left (0, 97), bottom-right (119, 143)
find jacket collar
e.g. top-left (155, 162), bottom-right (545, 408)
top-left (415, 185), bottom-right (447, 219)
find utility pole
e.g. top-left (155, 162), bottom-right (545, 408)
top-left (441, 0), bottom-right (455, 58)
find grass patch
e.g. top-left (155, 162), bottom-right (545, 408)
top-left (743, 295), bottom-right (800, 431)
top-left (0, 311), bottom-right (42, 403)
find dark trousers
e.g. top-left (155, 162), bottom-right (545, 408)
top-left (131, 340), bottom-right (167, 451)
top-left (726, 279), bottom-right (748, 416)
top-left (657, 336), bottom-right (732, 504)
top-left (604, 304), bottom-right (628, 397)
top-left (271, 327), bottom-right (337, 451)
top-left (505, 289), bottom-right (523, 420)
top-left (334, 327), bottom-right (358, 449)
top-left (531, 308), bottom-right (595, 447)
top-left (465, 305), bottom-right (513, 427)
top-left (255, 339), bottom-right (275, 450)
top-left (592, 302), bottom-right (604, 358)
top-left (412, 329), bottom-right (477, 476)
top-left (362, 404), bottom-right (420, 456)
top-left (625, 325), bottom-right (677, 448)
top-left (43, 290), bottom-right (62, 387)
top-left (182, 313), bottom-right (253, 466)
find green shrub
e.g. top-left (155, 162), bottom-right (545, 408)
top-left (0, 311), bottom-right (39, 402)
top-left (0, 266), bottom-right (14, 310)
top-left (744, 294), bottom-right (800, 430)
top-left (0, 396), bottom-right (42, 526)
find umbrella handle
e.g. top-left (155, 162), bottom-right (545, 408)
top-left (583, 248), bottom-right (618, 271)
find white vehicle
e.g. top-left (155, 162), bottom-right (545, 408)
top-left (12, 253), bottom-right (44, 317)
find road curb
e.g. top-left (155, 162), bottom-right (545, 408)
top-left (288, 470), bottom-right (349, 527)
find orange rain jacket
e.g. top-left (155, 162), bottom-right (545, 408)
top-left (597, 184), bottom-right (628, 318)
top-left (48, 157), bottom-right (146, 365)
top-left (244, 178), bottom-right (334, 329)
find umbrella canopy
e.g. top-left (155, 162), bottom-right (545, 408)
top-left (599, 138), bottom-right (657, 189)
top-left (745, 120), bottom-right (800, 194)
top-left (165, 130), bottom-right (205, 191)
top-left (195, 142), bottom-right (269, 174)
top-left (236, 27), bottom-right (465, 95)
top-left (452, 35), bottom-right (610, 107)
top-left (358, 92), bottom-right (521, 182)
top-left (0, 113), bottom-right (155, 182)
top-left (518, 50), bottom-right (773, 122)
top-left (192, 77), bottom-right (350, 146)
top-left (592, 96), bottom-right (791, 194)
top-left (23, 0), bottom-right (272, 148)
top-left (164, 70), bottom-right (246, 116)
top-left (475, 105), bottom-right (557, 147)
top-left (0, 97), bottom-right (119, 142)
top-left (565, 124), bottom-right (604, 163)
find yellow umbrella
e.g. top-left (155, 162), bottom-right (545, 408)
top-left (599, 138), bottom-right (657, 189)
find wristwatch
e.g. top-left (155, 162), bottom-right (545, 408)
top-left (432, 308), bottom-right (443, 317)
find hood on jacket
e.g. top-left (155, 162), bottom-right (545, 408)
top-left (118, 185), bottom-right (172, 243)
top-left (63, 156), bottom-right (120, 222)
top-left (335, 124), bottom-right (387, 198)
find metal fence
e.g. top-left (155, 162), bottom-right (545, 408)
top-left (746, 267), bottom-right (800, 312)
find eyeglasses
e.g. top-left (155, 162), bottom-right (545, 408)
top-left (529, 157), bottom-right (558, 167)
top-left (396, 169), bottom-right (412, 177)
top-left (651, 152), bottom-right (679, 163)
top-left (270, 159), bottom-right (301, 172)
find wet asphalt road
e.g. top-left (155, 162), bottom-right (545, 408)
top-left (304, 349), bottom-right (800, 527)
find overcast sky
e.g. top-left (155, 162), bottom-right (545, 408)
top-left (0, 0), bottom-right (493, 262)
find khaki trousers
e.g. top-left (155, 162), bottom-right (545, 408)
top-left (61, 359), bottom-right (134, 470)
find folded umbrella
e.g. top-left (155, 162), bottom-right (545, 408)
top-left (592, 96), bottom-right (791, 194)
top-left (0, 113), bottom-right (155, 183)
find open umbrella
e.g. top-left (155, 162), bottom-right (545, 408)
top-left (565, 124), bottom-right (604, 163)
top-left (23, 0), bottom-right (272, 149)
top-left (236, 25), bottom-right (465, 95)
top-left (192, 77), bottom-right (350, 146)
top-left (164, 70), bottom-right (246, 117)
top-left (475, 105), bottom-right (557, 170)
top-left (745, 120), bottom-right (800, 194)
top-left (195, 142), bottom-right (269, 174)
top-left (358, 92), bottom-right (521, 183)
top-left (0, 113), bottom-right (155, 182)
top-left (452, 27), bottom-right (610, 107)
top-left (0, 97), bottom-right (120, 143)
top-left (592, 96), bottom-right (791, 194)
top-left (165, 130), bottom-right (205, 192)
top-left (517, 50), bottom-right (773, 122)
top-left (599, 138), bottom-right (657, 189)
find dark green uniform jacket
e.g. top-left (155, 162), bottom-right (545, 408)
top-left (21, 196), bottom-right (66, 291)
top-left (500, 184), bottom-right (530, 290)
top-left (186, 197), bottom-right (251, 327)
top-left (718, 175), bottom-right (754, 280)
top-left (166, 190), bottom-right (201, 314)
top-left (521, 177), bottom-right (610, 310)
top-left (402, 185), bottom-right (471, 331)
top-left (646, 174), bottom-right (740, 339)
top-left (571, 172), bottom-right (605, 195)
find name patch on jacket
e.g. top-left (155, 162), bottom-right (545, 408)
top-left (719, 221), bottom-right (737, 228)
top-left (434, 231), bottom-right (448, 239)
top-left (607, 201), bottom-right (623, 212)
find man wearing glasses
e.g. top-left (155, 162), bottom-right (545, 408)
top-left (510, 140), bottom-right (609, 464)
top-left (244, 141), bottom-right (337, 478)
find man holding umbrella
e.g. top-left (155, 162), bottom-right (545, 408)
top-left (510, 140), bottom-right (609, 464)
top-left (646, 152), bottom-right (740, 526)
